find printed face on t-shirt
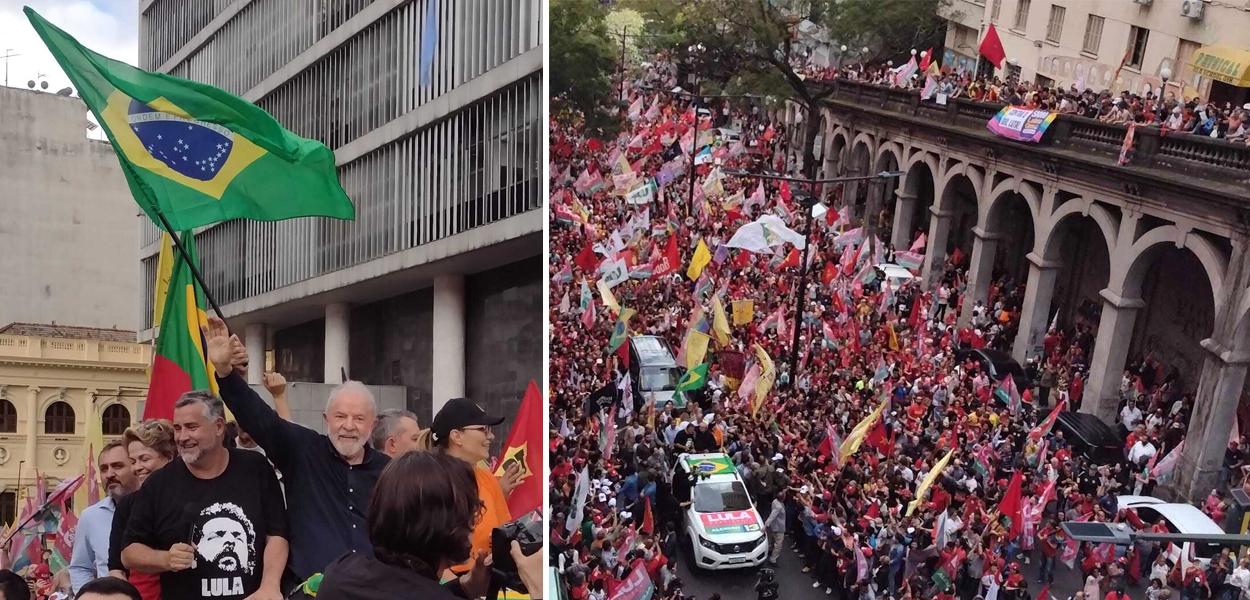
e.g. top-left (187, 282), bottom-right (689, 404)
top-left (192, 503), bottom-right (257, 576)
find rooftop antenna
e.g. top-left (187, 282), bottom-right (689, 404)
top-left (1, 49), bottom-right (19, 87)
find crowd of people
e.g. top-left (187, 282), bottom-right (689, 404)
top-left (795, 59), bottom-right (1250, 143)
top-left (0, 318), bottom-right (542, 600)
top-left (548, 58), bottom-right (1240, 600)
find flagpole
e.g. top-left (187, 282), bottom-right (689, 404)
top-left (151, 211), bottom-right (228, 323)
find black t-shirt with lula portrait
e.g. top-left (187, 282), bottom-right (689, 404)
top-left (121, 448), bottom-right (287, 600)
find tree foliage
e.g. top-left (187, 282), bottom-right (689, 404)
top-left (623, 0), bottom-right (950, 177)
top-left (550, 0), bottom-right (620, 135)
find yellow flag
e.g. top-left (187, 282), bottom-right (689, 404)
top-left (701, 170), bottom-right (725, 199)
top-left (711, 295), bottom-right (732, 346)
top-left (687, 239), bottom-right (712, 280)
top-left (839, 399), bottom-right (887, 459)
top-left (614, 153), bottom-right (632, 176)
top-left (906, 448), bottom-right (956, 516)
top-left (752, 344), bottom-right (776, 417)
top-left (685, 330), bottom-right (711, 371)
top-left (732, 299), bottom-right (755, 326)
top-left (887, 322), bottom-right (899, 351)
top-left (596, 279), bottom-right (620, 314)
top-left (151, 232), bottom-right (175, 328)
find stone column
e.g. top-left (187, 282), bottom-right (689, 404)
top-left (1173, 339), bottom-right (1248, 502)
top-left (432, 274), bottom-right (466, 414)
top-left (890, 190), bottom-right (918, 251)
top-left (958, 227), bottom-right (1001, 328)
top-left (1012, 253), bottom-right (1062, 363)
top-left (1080, 290), bottom-right (1144, 423)
top-left (324, 303), bottom-right (351, 384)
top-left (921, 207), bottom-right (953, 288)
top-left (25, 387), bottom-right (38, 473)
top-left (244, 323), bottom-right (266, 385)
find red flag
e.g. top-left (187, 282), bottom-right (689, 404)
top-left (821, 261), bottom-right (838, 286)
top-left (641, 497), bottom-right (655, 535)
top-left (780, 248), bottom-right (800, 269)
top-left (979, 24), bottom-right (1006, 69)
top-left (779, 180), bottom-right (792, 202)
top-left (1036, 584), bottom-right (1050, 600)
top-left (54, 498), bottom-right (77, 564)
top-left (1029, 400), bottom-right (1067, 440)
top-left (616, 342), bottom-right (630, 369)
top-left (998, 471), bottom-right (1024, 538)
top-left (919, 47), bottom-right (933, 72)
top-left (908, 293), bottom-right (924, 330)
top-left (733, 250), bottom-right (752, 269)
top-left (495, 380), bottom-right (543, 516)
top-left (575, 241), bottom-right (599, 273)
top-left (655, 235), bottom-right (680, 276)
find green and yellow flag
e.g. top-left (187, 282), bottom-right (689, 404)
top-left (26, 8), bottom-right (355, 232)
top-left (144, 233), bottom-right (219, 419)
top-left (607, 308), bottom-right (636, 355)
top-left (676, 363), bottom-right (709, 392)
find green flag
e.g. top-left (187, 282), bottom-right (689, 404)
top-left (25, 7), bottom-right (355, 232)
top-left (607, 307), bottom-right (635, 354)
top-left (676, 362), bottom-right (709, 392)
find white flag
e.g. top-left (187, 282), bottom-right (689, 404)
top-left (599, 256), bottom-right (629, 289)
top-left (566, 466), bottom-right (591, 532)
top-left (725, 214), bottom-right (807, 254)
top-left (617, 372), bottom-right (634, 420)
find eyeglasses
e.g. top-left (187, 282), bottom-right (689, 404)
top-left (458, 426), bottom-right (490, 434)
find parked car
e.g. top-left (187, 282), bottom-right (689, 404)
top-left (1117, 496), bottom-right (1226, 572)
top-left (1054, 411), bottom-right (1124, 465)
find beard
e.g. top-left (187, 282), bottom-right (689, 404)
top-left (331, 436), bottom-right (365, 458)
top-left (179, 444), bottom-right (204, 465)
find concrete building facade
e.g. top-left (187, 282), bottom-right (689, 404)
top-left (785, 78), bottom-right (1250, 502)
top-left (939, 0), bottom-right (1250, 103)
top-left (0, 324), bottom-right (149, 523)
top-left (136, 0), bottom-right (544, 429)
top-left (0, 87), bottom-right (141, 332)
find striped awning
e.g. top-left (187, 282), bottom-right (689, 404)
top-left (1190, 45), bottom-right (1250, 88)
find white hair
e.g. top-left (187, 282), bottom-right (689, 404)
top-left (326, 380), bottom-right (377, 414)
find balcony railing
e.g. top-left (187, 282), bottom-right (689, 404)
top-left (815, 78), bottom-right (1250, 183)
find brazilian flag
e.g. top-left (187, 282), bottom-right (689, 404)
top-left (676, 362), bottom-right (709, 392)
top-left (26, 8), bottom-right (355, 232)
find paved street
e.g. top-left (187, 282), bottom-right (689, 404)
top-left (678, 539), bottom-right (1147, 600)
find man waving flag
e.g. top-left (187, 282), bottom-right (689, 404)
top-left (26, 7), bottom-right (355, 232)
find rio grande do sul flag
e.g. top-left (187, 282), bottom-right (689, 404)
top-left (494, 380), bottom-right (542, 516)
top-left (145, 233), bottom-right (219, 419)
top-left (25, 7), bottom-right (355, 232)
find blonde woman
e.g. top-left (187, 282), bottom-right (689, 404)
top-left (107, 419), bottom-right (176, 600)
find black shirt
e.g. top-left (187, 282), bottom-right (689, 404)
top-left (216, 372), bottom-right (389, 580)
top-left (121, 449), bottom-right (287, 600)
top-left (318, 553), bottom-right (461, 600)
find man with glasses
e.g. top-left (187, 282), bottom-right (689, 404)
top-left (429, 398), bottom-right (511, 577)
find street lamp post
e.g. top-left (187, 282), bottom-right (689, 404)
top-left (723, 169), bottom-right (905, 385)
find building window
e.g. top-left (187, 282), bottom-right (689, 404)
top-left (1127, 26), bottom-right (1149, 69)
top-left (0, 492), bottom-right (13, 525)
top-left (992, 0), bottom-right (1002, 22)
top-left (1046, 5), bottom-right (1065, 43)
top-left (1013, 0), bottom-right (1031, 30)
top-left (44, 402), bottom-right (75, 435)
top-left (102, 404), bottom-right (131, 436)
top-left (1082, 15), bottom-right (1104, 55)
top-left (0, 400), bottom-right (15, 433)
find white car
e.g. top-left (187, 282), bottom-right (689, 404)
top-left (1117, 495), bottom-right (1225, 572)
top-left (676, 453), bottom-right (768, 570)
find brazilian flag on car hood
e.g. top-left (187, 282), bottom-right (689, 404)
top-left (25, 7), bottom-right (355, 232)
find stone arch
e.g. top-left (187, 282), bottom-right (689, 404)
top-left (935, 162), bottom-right (983, 213)
top-left (1039, 198), bottom-right (1119, 263)
top-left (1116, 226), bottom-right (1227, 315)
top-left (902, 150), bottom-right (940, 198)
top-left (1228, 286), bottom-right (1250, 356)
top-left (849, 132), bottom-right (875, 168)
top-left (981, 177), bottom-right (1042, 232)
top-left (874, 142), bottom-right (903, 175)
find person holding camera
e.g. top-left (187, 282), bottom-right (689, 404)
top-left (317, 452), bottom-right (543, 599)
top-left (755, 567), bottom-right (779, 600)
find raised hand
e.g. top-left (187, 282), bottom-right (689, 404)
top-left (202, 316), bottom-right (234, 377)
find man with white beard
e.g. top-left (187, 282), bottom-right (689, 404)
top-left (202, 316), bottom-right (388, 587)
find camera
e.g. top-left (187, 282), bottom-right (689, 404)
top-left (490, 509), bottom-right (543, 595)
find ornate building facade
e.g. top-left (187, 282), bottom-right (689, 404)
top-left (0, 324), bottom-right (148, 523)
